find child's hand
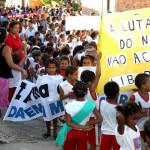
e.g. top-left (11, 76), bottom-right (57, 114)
top-left (68, 91), bottom-right (74, 98)
top-left (84, 125), bottom-right (93, 131)
top-left (97, 52), bottom-right (102, 61)
top-left (22, 69), bottom-right (27, 79)
top-left (116, 111), bottom-right (125, 125)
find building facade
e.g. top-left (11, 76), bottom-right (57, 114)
top-left (117, 0), bottom-right (150, 12)
top-left (81, 0), bottom-right (150, 13)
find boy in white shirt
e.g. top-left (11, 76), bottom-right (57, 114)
top-left (100, 81), bottom-right (120, 150)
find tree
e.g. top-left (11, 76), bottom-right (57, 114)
top-left (41, 0), bottom-right (52, 5)
top-left (41, 0), bottom-right (62, 5)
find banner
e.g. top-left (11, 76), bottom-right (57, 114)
top-left (97, 8), bottom-right (150, 93)
top-left (78, 66), bottom-right (96, 80)
top-left (66, 16), bottom-right (100, 31)
top-left (99, 90), bottom-right (134, 104)
top-left (4, 75), bottom-right (64, 122)
top-left (36, 75), bottom-right (65, 121)
top-left (6, 12), bottom-right (40, 19)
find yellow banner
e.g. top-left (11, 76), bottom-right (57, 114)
top-left (97, 8), bottom-right (150, 94)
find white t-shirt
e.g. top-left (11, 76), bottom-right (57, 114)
top-left (65, 100), bottom-right (92, 125)
top-left (85, 88), bottom-right (99, 117)
top-left (133, 92), bottom-right (150, 131)
top-left (115, 125), bottom-right (142, 150)
top-left (9, 69), bottom-right (21, 88)
top-left (40, 33), bottom-right (44, 43)
top-left (26, 28), bottom-right (36, 39)
top-left (100, 100), bottom-right (119, 135)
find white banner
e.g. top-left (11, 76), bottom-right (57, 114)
top-left (78, 66), bottom-right (96, 80)
top-left (66, 16), bottom-right (100, 31)
top-left (4, 75), bottom-right (65, 122)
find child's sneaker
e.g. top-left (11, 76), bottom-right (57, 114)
top-left (50, 122), bottom-right (54, 130)
top-left (57, 118), bottom-right (64, 127)
top-left (59, 116), bottom-right (66, 123)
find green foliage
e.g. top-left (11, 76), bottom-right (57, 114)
top-left (72, 2), bottom-right (80, 12)
top-left (41, 0), bottom-right (62, 5)
top-left (41, 0), bottom-right (52, 5)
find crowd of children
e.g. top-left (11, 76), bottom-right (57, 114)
top-left (0, 3), bottom-right (150, 150)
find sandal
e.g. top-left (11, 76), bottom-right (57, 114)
top-left (43, 132), bottom-right (51, 138)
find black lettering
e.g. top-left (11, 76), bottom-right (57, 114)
top-left (127, 75), bottom-right (134, 84)
top-left (146, 19), bottom-right (150, 28)
top-left (15, 82), bottom-right (27, 100)
top-left (142, 35), bottom-right (148, 45)
top-left (128, 20), bottom-right (135, 31)
top-left (120, 76), bottom-right (124, 85)
top-left (136, 19), bottom-right (142, 30)
top-left (107, 57), bottom-right (113, 66)
top-left (142, 52), bottom-right (150, 62)
top-left (120, 39), bottom-right (125, 50)
top-left (119, 55), bottom-right (126, 64)
top-left (134, 53), bottom-right (141, 64)
top-left (32, 87), bottom-right (40, 99)
top-left (126, 39), bottom-right (132, 48)
top-left (39, 84), bottom-right (49, 98)
top-left (113, 56), bottom-right (119, 64)
top-left (110, 25), bottom-right (115, 33)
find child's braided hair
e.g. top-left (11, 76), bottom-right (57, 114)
top-left (116, 101), bottom-right (142, 117)
top-left (72, 81), bottom-right (87, 97)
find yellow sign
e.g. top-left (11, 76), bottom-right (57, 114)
top-left (97, 8), bottom-right (150, 94)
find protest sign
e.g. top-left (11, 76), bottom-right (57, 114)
top-left (36, 75), bottom-right (65, 121)
top-left (99, 90), bottom-right (134, 104)
top-left (66, 16), bottom-right (100, 31)
top-left (4, 75), bottom-right (65, 122)
top-left (4, 80), bottom-right (43, 121)
top-left (97, 8), bottom-right (150, 93)
top-left (78, 66), bottom-right (96, 80)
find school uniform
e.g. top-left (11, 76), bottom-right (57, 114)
top-left (115, 125), bottom-right (142, 150)
top-left (63, 100), bottom-right (94, 150)
top-left (132, 92), bottom-right (150, 141)
top-left (100, 100), bottom-right (120, 150)
top-left (85, 88), bottom-right (100, 146)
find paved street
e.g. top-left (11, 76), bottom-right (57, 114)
top-left (0, 109), bottom-right (59, 150)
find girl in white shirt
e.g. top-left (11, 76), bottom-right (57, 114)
top-left (115, 102), bottom-right (142, 150)
top-left (56, 81), bottom-right (102, 150)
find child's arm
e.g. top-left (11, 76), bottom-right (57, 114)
top-left (59, 86), bottom-right (74, 100)
top-left (65, 112), bottom-right (93, 131)
top-left (116, 111), bottom-right (125, 135)
top-left (18, 43), bottom-right (27, 67)
top-left (128, 94), bottom-right (135, 102)
top-left (86, 107), bottom-right (103, 125)
top-left (90, 52), bottom-right (102, 91)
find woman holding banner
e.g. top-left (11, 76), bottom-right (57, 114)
top-left (0, 27), bottom-right (27, 117)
